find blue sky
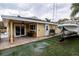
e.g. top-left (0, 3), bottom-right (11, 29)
top-left (0, 3), bottom-right (71, 22)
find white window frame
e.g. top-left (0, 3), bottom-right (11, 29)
top-left (29, 24), bottom-right (36, 32)
top-left (45, 24), bottom-right (49, 36)
top-left (14, 24), bottom-right (26, 37)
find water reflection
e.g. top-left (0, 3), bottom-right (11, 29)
top-left (29, 42), bottom-right (49, 55)
top-left (0, 41), bottom-right (50, 56)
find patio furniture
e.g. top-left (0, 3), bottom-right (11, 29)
top-left (49, 29), bottom-right (55, 35)
top-left (27, 31), bottom-right (36, 37)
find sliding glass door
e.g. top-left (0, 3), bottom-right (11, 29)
top-left (15, 25), bottom-right (25, 37)
top-left (16, 26), bottom-right (20, 36)
top-left (21, 26), bottom-right (25, 36)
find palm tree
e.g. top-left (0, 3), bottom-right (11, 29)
top-left (71, 3), bottom-right (79, 18)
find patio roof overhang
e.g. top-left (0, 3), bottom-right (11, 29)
top-left (1, 15), bottom-right (56, 25)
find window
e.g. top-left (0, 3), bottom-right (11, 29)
top-left (46, 26), bottom-right (48, 30)
top-left (30, 25), bottom-right (35, 31)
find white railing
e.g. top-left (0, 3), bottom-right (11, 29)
top-left (61, 20), bottom-right (77, 24)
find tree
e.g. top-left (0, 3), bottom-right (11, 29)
top-left (71, 3), bottom-right (79, 18)
top-left (45, 18), bottom-right (51, 22)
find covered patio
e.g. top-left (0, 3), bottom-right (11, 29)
top-left (0, 36), bottom-right (54, 50)
top-left (3, 20), bottom-right (38, 43)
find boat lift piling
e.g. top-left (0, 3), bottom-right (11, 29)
top-left (59, 26), bottom-right (78, 42)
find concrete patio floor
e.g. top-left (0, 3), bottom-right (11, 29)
top-left (0, 35), bottom-right (57, 50)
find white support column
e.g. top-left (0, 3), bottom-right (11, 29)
top-left (36, 23), bottom-right (38, 37)
top-left (7, 21), bottom-right (10, 42)
top-left (10, 21), bottom-right (14, 43)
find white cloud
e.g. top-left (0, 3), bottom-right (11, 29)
top-left (40, 4), bottom-right (71, 22)
top-left (0, 3), bottom-right (72, 22)
top-left (20, 11), bottom-right (34, 17)
top-left (40, 13), bottom-right (53, 20)
top-left (54, 4), bottom-right (71, 21)
top-left (0, 9), bottom-right (19, 16)
top-left (17, 3), bottom-right (30, 9)
top-left (0, 9), bottom-right (34, 18)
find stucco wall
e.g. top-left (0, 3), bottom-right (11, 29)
top-left (26, 23), bottom-right (30, 33)
top-left (55, 27), bottom-right (61, 34)
top-left (37, 23), bottom-right (45, 37)
top-left (49, 24), bottom-right (56, 30)
top-left (37, 24), bottom-right (61, 37)
top-left (6, 19), bottom-right (61, 38)
top-left (49, 24), bottom-right (61, 34)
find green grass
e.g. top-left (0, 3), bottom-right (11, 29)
top-left (0, 36), bottom-right (79, 56)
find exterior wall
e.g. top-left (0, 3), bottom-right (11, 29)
top-left (26, 23), bottom-right (30, 33)
top-left (37, 23), bottom-right (45, 37)
top-left (49, 24), bottom-right (61, 34)
top-left (36, 23), bottom-right (61, 37)
top-left (4, 19), bottom-right (61, 39)
top-left (49, 24), bottom-right (56, 30)
top-left (55, 26), bottom-right (61, 34)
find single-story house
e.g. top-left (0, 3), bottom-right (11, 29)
top-left (1, 15), bottom-right (61, 43)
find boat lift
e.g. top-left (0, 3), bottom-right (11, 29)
top-left (58, 25), bottom-right (78, 42)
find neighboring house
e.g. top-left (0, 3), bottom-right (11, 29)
top-left (0, 21), bottom-right (6, 33)
top-left (1, 15), bottom-right (59, 43)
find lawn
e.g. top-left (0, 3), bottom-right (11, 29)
top-left (0, 36), bottom-right (79, 56)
